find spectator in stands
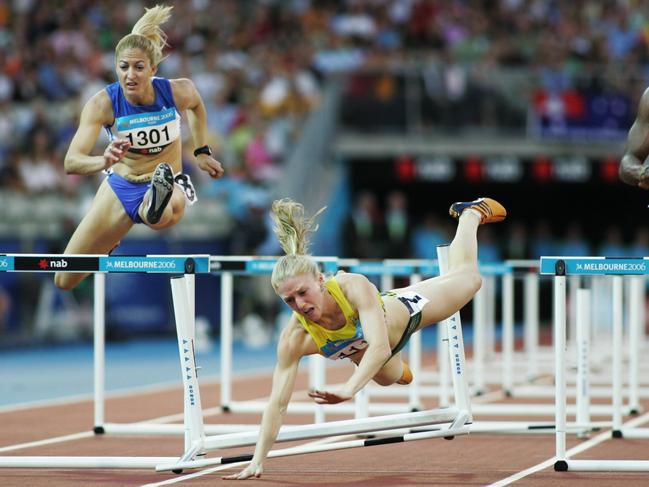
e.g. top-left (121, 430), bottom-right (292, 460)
top-left (529, 220), bottom-right (556, 258)
top-left (17, 129), bottom-right (67, 193)
top-left (0, 149), bottom-right (25, 192)
top-left (411, 212), bottom-right (450, 261)
top-left (476, 226), bottom-right (501, 263)
top-left (53, 5), bottom-right (223, 291)
top-left (384, 190), bottom-right (411, 258)
top-left (598, 225), bottom-right (627, 257)
top-left (558, 222), bottom-right (590, 256)
top-left (629, 227), bottom-right (649, 257)
top-left (503, 221), bottom-right (528, 260)
top-left (342, 190), bottom-right (387, 258)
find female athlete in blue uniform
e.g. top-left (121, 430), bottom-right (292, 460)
top-left (54, 4), bottom-right (223, 290)
top-left (225, 196), bottom-right (506, 480)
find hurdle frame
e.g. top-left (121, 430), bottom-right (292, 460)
top-left (0, 253), bottom-right (211, 469)
top-left (541, 256), bottom-right (649, 473)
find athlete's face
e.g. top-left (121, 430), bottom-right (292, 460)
top-left (277, 273), bottom-right (325, 320)
top-left (115, 48), bottom-right (156, 100)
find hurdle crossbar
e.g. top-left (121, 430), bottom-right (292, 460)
top-left (0, 456), bottom-right (177, 469)
top-left (203, 408), bottom-right (459, 450)
top-left (157, 412), bottom-right (471, 472)
top-left (0, 253), bottom-right (212, 274)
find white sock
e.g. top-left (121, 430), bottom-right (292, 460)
top-left (465, 208), bottom-right (482, 220)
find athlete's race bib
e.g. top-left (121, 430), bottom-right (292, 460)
top-left (116, 107), bottom-right (180, 155)
top-left (395, 291), bottom-right (429, 316)
top-left (322, 336), bottom-right (368, 360)
top-left (320, 319), bottom-right (368, 360)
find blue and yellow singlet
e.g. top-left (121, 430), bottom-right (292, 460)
top-left (104, 77), bottom-right (181, 156)
top-left (294, 278), bottom-right (385, 360)
top-left (294, 277), bottom-right (429, 361)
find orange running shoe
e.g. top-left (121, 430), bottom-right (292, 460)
top-left (396, 361), bottom-right (413, 385)
top-left (449, 197), bottom-right (507, 224)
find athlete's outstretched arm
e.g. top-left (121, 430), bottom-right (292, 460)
top-left (620, 87), bottom-right (649, 188)
top-left (64, 90), bottom-right (130, 175)
top-left (171, 78), bottom-right (224, 179)
top-left (224, 318), bottom-right (308, 480)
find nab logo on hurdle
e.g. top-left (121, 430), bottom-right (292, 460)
top-left (38, 258), bottom-right (67, 270)
top-left (14, 255), bottom-right (99, 272)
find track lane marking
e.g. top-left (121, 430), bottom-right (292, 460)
top-left (487, 410), bottom-right (649, 486)
top-left (0, 431), bottom-right (94, 453)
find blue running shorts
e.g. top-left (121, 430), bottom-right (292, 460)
top-left (107, 172), bottom-right (149, 223)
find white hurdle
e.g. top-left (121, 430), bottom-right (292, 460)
top-left (542, 256), bottom-right (649, 473)
top-left (0, 253), bottom-right (211, 469)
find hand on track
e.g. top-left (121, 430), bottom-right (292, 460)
top-left (308, 389), bottom-right (352, 404)
top-left (223, 462), bottom-right (263, 480)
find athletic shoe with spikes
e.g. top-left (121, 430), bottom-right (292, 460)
top-left (146, 162), bottom-right (174, 224)
top-left (449, 197), bottom-right (507, 224)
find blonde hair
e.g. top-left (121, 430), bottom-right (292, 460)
top-left (270, 198), bottom-right (326, 290)
top-left (115, 5), bottom-right (173, 66)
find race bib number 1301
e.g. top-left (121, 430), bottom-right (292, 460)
top-left (116, 108), bottom-right (180, 151)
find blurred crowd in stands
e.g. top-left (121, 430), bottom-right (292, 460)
top-left (0, 0), bottom-right (325, 256)
top-left (1, 0), bottom-right (649, 255)
top-left (343, 189), bottom-right (649, 263)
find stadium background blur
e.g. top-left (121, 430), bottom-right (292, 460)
top-left (0, 0), bottom-right (648, 347)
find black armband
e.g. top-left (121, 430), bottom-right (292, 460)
top-left (193, 145), bottom-right (212, 157)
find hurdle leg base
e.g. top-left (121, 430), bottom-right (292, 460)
top-left (612, 430), bottom-right (623, 438)
top-left (222, 406), bottom-right (231, 413)
top-left (93, 426), bottom-right (105, 435)
top-left (554, 460), bottom-right (568, 471)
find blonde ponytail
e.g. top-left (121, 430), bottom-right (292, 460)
top-left (115, 5), bottom-right (173, 66)
top-left (270, 199), bottom-right (326, 290)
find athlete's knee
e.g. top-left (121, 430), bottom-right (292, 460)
top-left (54, 272), bottom-right (76, 291)
top-left (148, 211), bottom-right (181, 230)
top-left (373, 375), bottom-right (395, 387)
top-left (467, 270), bottom-right (482, 295)
top-left (153, 200), bottom-right (184, 229)
top-left (453, 267), bottom-right (482, 296)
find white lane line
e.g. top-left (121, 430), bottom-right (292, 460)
top-left (139, 436), bottom-right (357, 487)
top-left (0, 431), bottom-right (94, 453)
top-left (487, 410), bottom-right (649, 486)
top-left (0, 394), bottom-right (98, 414)
top-left (0, 376), bottom-right (329, 453)
top-left (0, 354), bottom-right (350, 416)
top-left (0, 367), bottom-right (274, 453)
top-left (0, 363), bottom-right (290, 414)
